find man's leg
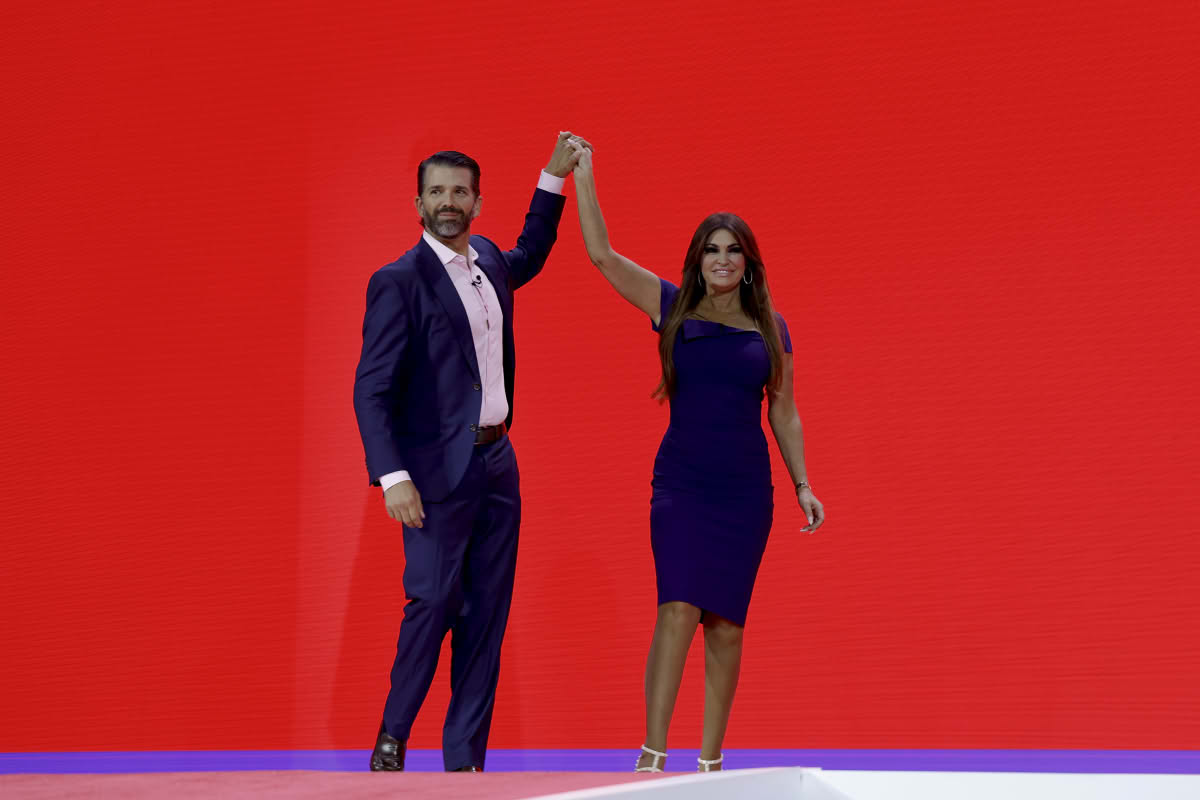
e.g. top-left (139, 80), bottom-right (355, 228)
top-left (381, 452), bottom-right (485, 744)
top-left (442, 437), bottom-right (521, 770)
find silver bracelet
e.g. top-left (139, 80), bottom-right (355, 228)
top-left (795, 480), bottom-right (811, 491)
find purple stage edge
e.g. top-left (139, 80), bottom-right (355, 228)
top-left (2, 749), bottom-right (1199, 775)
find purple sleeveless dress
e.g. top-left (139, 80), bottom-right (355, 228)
top-left (649, 279), bottom-right (793, 626)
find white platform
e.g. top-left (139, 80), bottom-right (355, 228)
top-left (530, 767), bottom-right (1200, 800)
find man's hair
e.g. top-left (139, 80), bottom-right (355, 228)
top-left (417, 151), bottom-right (481, 196)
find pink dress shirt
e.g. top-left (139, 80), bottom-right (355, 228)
top-left (380, 171), bottom-right (565, 492)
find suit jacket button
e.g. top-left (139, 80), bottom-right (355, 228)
top-left (473, 383), bottom-right (481, 391)
top-left (469, 423), bottom-right (477, 431)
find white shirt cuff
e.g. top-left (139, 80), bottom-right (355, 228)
top-left (379, 471), bottom-right (411, 492)
top-left (537, 171), bottom-right (566, 195)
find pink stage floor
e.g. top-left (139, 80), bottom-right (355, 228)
top-left (1, 770), bottom-right (666, 800)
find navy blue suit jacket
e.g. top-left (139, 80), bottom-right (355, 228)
top-left (353, 188), bottom-right (566, 502)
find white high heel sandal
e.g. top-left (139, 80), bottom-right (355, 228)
top-left (634, 744), bottom-right (668, 773)
top-left (697, 753), bottom-right (723, 772)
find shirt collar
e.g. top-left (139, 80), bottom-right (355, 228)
top-left (423, 230), bottom-right (478, 266)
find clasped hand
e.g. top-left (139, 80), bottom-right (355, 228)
top-left (546, 130), bottom-right (593, 177)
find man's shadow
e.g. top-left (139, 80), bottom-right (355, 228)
top-left (329, 492), bottom-right (523, 751)
top-left (328, 492), bottom-right (411, 748)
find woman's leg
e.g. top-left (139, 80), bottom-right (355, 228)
top-left (636, 601), bottom-right (702, 769)
top-left (699, 612), bottom-right (744, 767)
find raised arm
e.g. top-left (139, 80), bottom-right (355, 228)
top-left (570, 145), bottom-right (663, 324)
top-left (502, 132), bottom-right (580, 290)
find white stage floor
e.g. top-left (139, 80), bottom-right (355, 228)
top-left (533, 767), bottom-right (1200, 800)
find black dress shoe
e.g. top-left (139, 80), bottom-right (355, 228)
top-left (369, 720), bottom-right (406, 771)
top-left (451, 765), bottom-right (482, 773)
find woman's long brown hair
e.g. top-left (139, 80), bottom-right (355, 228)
top-left (654, 213), bottom-right (784, 401)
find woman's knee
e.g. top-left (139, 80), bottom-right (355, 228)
top-left (704, 616), bottom-right (744, 650)
top-left (657, 601), bottom-right (701, 630)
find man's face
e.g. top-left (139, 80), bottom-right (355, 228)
top-left (415, 165), bottom-right (480, 239)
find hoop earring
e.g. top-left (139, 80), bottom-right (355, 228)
top-left (697, 274), bottom-right (704, 288)
top-left (743, 269), bottom-right (753, 285)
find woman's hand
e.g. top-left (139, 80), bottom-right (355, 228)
top-left (570, 138), bottom-right (593, 175)
top-left (798, 488), bottom-right (825, 533)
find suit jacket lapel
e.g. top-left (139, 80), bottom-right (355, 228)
top-left (415, 241), bottom-right (480, 381)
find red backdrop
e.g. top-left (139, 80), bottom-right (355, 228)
top-left (2, 0), bottom-right (1198, 752)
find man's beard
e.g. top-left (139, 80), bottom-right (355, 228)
top-left (422, 205), bottom-right (471, 238)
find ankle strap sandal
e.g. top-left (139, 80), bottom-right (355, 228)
top-left (635, 744), bottom-right (668, 773)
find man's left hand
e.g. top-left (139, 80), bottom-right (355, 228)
top-left (545, 130), bottom-right (592, 177)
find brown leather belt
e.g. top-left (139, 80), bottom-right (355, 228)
top-left (473, 421), bottom-right (507, 446)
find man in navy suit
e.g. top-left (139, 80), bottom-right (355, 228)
top-left (354, 132), bottom-right (586, 772)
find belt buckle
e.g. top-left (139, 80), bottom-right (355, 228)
top-left (475, 423), bottom-right (504, 446)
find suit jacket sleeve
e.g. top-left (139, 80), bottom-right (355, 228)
top-left (353, 269), bottom-right (410, 483)
top-left (502, 188), bottom-right (567, 290)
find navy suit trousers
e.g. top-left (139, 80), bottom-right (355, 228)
top-left (382, 435), bottom-right (521, 770)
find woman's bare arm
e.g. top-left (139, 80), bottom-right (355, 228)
top-left (768, 353), bottom-right (825, 532)
top-left (571, 146), bottom-right (663, 324)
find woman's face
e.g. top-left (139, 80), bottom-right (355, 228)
top-left (700, 228), bottom-right (746, 293)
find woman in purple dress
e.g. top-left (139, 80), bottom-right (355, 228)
top-left (569, 142), bottom-right (826, 773)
